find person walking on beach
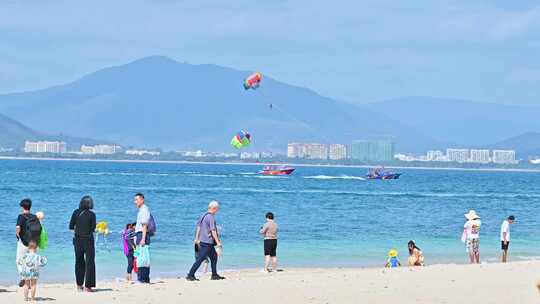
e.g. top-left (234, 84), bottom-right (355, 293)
top-left (260, 212), bottom-right (279, 272)
top-left (134, 193), bottom-right (153, 284)
top-left (500, 215), bottom-right (515, 263)
top-left (193, 243), bottom-right (210, 275)
top-left (15, 198), bottom-right (42, 287)
top-left (186, 200), bottom-right (225, 281)
top-left (69, 195), bottom-right (96, 292)
top-left (462, 210), bottom-right (481, 264)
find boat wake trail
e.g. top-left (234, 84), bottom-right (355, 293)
top-left (303, 175), bottom-right (366, 180)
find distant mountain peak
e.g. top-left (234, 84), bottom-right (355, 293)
top-left (0, 57), bottom-right (436, 152)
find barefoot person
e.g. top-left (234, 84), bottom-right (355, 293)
top-left (407, 240), bottom-right (425, 266)
top-left (260, 212), bottom-right (279, 272)
top-left (15, 198), bottom-right (41, 288)
top-left (121, 222), bottom-right (136, 281)
top-left (186, 200), bottom-right (225, 281)
top-left (463, 210), bottom-right (481, 264)
top-left (17, 240), bottom-right (47, 301)
top-left (500, 215), bottom-right (515, 263)
top-left (69, 195), bottom-right (96, 292)
top-left (133, 193), bottom-right (154, 284)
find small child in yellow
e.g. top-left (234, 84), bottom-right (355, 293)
top-left (385, 249), bottom-right (401, 268)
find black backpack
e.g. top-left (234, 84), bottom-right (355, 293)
top-left (24, 214), bottom-right (42, 242)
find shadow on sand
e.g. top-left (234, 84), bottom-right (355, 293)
top-left (33, 297), bottom-right (56, 301)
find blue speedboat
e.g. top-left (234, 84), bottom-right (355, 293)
top-left (366, 167), bottom-right (401, 180)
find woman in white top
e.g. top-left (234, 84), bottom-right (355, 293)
top-left (462, 210), bottom-right (481, 264)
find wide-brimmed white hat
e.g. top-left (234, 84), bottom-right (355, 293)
top-left (465, 210), bottom-right (480, 220)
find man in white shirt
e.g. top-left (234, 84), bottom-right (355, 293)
top-left (500, 215), bottom-right (515, 263)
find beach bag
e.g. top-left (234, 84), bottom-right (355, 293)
top-left (24, 214), bottom-right (42, 243)
top-left (38, 226), bottom-right (48, 250)
top-left (147, 214), bottom-right (156, 236)
top-left (134, 245), bottom-right (150, 267)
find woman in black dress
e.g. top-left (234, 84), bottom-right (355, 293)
top-left (69, 195), bottom-right (96, 292)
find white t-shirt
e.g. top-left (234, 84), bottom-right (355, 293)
top-left (464, 219), bottom-right (481, 240)
top-left (136, 204), bottom-right (151, 233)
top-left (500, 220), bottom-right (510, 241)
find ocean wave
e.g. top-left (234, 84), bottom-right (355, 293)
top-left (514, 255), bottom-right (540, 261)
top-left (188, 173), bottom-right (229, 178)
top-left (75, 172), bottom-right (170, 176)
top-left (304, 175), bottom-right (365, 180)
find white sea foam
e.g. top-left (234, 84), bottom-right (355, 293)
top-left (304, 175), bottom-right (365, 180)
top-left (252, 175), bottom-right (289, 179)
top-left (76, 172), bottom-right (171, 177)
top-left (188, 173), bottom-right (229, 178)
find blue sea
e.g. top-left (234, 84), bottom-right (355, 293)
top-left (1, 159), bottom-right (539, 284)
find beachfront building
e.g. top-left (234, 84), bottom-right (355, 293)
top-left (24, 140), bottom-right (67, 154)
top-left (125, 149), bottom-right (161, 156)
top-left (328, 144), bottom-right (347, 160)
top-left (177, 150), bottom-right (204, 157)
top-left (426, 150), bottom-right (446, 161)
top-left (240, 152), bottom-right (260, 159)
top-left (446, 149), bottom-right (469, 163)
top-left (469, 149), bottom-right (491, 163)
top-left (492, 150), bottom-right (517, 164)
top-left (394, 153), bottom-right (428, 162)
top-left (287, 143), bottom-right (328, 159)
top-left (260, 152), bottom-right (275, 159)
top-left (80, 144), bottom-right (122, 155)
top-left (351, 139), bottom-right (394, 162)
top-left (304, 143), bottom-right (328, 159)
top-left (287, 143), bottom-right (306, 158)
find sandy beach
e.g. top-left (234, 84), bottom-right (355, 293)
top-left (1, 261), bottom-right (539, 303)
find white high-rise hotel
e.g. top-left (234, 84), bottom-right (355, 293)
top-left (328, 144), bottom-right (347, 160)
top-left (492, 150), bottom-right (517, 164)
top-left (24, 140), bottom-right (66, 154)
top-left (287, 143), bottom-right (329, 160)
top-left (441, 148), bottom-right (516, 164)
top-left (470, 149), bottom-right (491, 163)
top-left (446, 149), bottom-right (469, 163)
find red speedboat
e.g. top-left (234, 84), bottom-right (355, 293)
top-left (259, 165), bottom-right (295, 176)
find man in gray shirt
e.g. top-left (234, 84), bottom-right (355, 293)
top-left (134, 193), bottom-right (151, 283)
top-left (186, 201), bottom-right (225, 281)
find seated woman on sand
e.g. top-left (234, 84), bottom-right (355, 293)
top-left (407, 240), bottom-right (425, 266)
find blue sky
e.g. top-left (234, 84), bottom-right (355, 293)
top-left (1, 0), bottom-right (539, 105)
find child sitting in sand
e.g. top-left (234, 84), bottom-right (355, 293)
top-left (121, 222), bottom-right (137, 281)
top-left (18, 240), bottom-right (47, 301)
top-left (385, 249), bottom-right (401, 268)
